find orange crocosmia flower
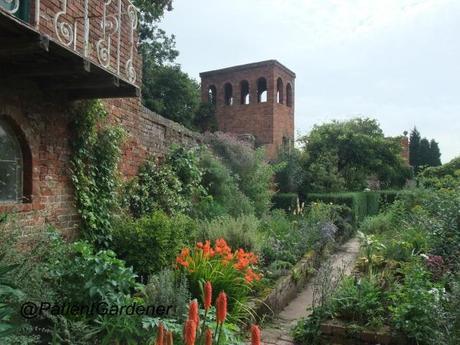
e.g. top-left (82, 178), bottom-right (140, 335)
top-left (202, 240), bottom-right (215, 258)
top-left (245, 268), bottom-right (261, 283)
top-left (196, 242), bottom-right (204, 249)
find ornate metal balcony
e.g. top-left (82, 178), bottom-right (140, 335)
top-left (0, 0), bottom-right (140, 99)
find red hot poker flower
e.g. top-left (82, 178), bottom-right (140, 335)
top-left (184, 319), bottom-right (197, 345)
top-left (188, 299), bottom-right (200, 328)
top-left (251, 324), bottom-right (261, 345)
top-left (205, 328), bottom-right (213, 345)
top-left (156, 322), bottom-right (164, 345)
top-left (165, 331), bottom-right (173, 345)
top-left (216, 291), bottom-right (227, 324)
top-left (204, 281), bottom-right (212, 310)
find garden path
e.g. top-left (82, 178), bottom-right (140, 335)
top-left (261, 237), bottom-right (360, 345)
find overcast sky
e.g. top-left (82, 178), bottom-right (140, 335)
top-left (161, 0), bottom-right (459, 162)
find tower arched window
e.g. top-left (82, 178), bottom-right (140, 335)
top-left (276, 78), bottom-right (284, 104)
top-left (0, 118), bottom-right (24, 203)
top-left (257, 77), bottom-right (267, 103)
top-left (208, 85), bottom-right (217, 105)
top-left (240, 80), bottom-right (250, 105)
top-left (286, 83), bottom-right (293, 107)
top-left (224, 83), bottom-right (233, 106)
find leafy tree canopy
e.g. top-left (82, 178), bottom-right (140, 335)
top-left (133, 1), bottom-right (211, 129)
top-left (298, 118), bottom-right (410, 193)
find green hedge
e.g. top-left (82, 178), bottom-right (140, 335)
top-left (272, 193), bottom-right (298, 212)
top-left (304, 190), bottom-right (408, 226)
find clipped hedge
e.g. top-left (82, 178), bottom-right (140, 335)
top-left (272, 193), bottom-right (298, 212)
top-left (304, 190), bottom-right (409, 226)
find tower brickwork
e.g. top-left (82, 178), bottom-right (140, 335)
top-left (200, 60), bottom-right (295, 159)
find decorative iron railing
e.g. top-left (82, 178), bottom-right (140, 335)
top-left (0, 0), bottom-right (139, 84)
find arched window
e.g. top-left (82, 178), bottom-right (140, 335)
top-left (224, 83), bottom-right (233, 106)
top-left (276, 78), bottom-right (284, 104)
top-left (208, 85), bottom-right (217, 105)
top-left (240, 80), bottom-right (250, 105)
top-left (286, 83), bottom-right (293, 107)
top-left (257, 77), bottom-right (267, 103)
top-left (0, 118), bottom-right (24, 203)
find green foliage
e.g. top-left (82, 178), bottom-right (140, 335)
top-left (144, 269), bottom-right (190, 320)
top-left (47, 241), bottom-right (139, 305)
top-left (331, 277), bottom-right (385, 327)
top-left (0, 256), bottom-right (23, 339)
top-left (197, 149), bottom-right (254, 218)
top-left (419, 156), bottom-right (460, 189)
top-left (292, 307), bottom-right (331, 345)
top-left (272, 193), bottom-right (298, 212)
top-left (409, 127), bottom-right (442, 172)
top-left (305, 192), bottom-right (367, 225)
top-left (112, 211), bottom-right (197, 278)
top-left (71, 100), bottom-right (124, 247)
top-left (124, 160), bottom-right (187, 217)
top-left (142, 64), bottom-right (200, 129)
top-left (388, 263), bottom-right (446, 344)
top-left (274, 147), bottom-right (303, 193)
top-left (124, 146), bottom-right (205, 217)
top-left (204, 132), bottom-right (275, 216)
top-left (197, 214), bottom-right (261, 253)
top-left (299, 118), bottom-right (409, 193)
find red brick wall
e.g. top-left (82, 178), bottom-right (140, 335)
top-left (200, 61), bottom-right (295, 160)
top-left (0, 83), bottom-right (79, 238)
top-left (1, 1), bottom-right (202, 235)
top-left (0, 84), bottom-right (200, 236)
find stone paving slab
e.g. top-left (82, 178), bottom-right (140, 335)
top-left (261, 237), bottom-right (360, 345)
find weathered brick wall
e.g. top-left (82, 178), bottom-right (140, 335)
top-left (0, 84), bottom-right (201, 236)
top-left (200, 60), bottom-right (295, 159)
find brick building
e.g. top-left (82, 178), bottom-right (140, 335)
top-left (0, 1), bottom-right (198, 236)
top-left (200, 60), bottom-right (296, 159)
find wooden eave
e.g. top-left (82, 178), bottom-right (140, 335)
top-left (0, 10), bottom-right (140, 99)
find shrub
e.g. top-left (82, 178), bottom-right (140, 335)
top-left (123, 160), bottom-right (188, 217)
top-left (272, 193), bottom-right (298, 212)
top-left (204, 132), bottom-right (274, 216)
top-left (197, 214), bottom-right (261, 253)
top-left (198, 149), bottom-right (254, 218)
top-left (331, 277), bottom-right (385, 327)
top-left (144, 269), bottom-right (190, 321)
top-left (112, 211), bottom-right (197, 278)
top-left (47, 241), bottom-right (139, 305)
top-left (388, 263), bottom-right (446, 344)
top-left (305, 192), bottom-right (367, 226)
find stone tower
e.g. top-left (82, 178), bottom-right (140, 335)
top-left (200, 60), bottom-right (295, 159)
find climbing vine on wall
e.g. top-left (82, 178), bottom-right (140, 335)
top-left (71, 100), bottom-right (125, 247)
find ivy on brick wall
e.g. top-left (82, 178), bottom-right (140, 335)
top-left (71, 101), bottom-right (125, 247)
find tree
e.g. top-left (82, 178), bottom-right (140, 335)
top-left (428, 139), bottom-right (442, 167)
top-left (142, 65), bottom-right (200, 128)
top-left (418, 138), bottom-right (431, 170)
top-left (298, 118), bottom-right (410, 194)
top-left (409, 127), bottom-right (442, 172)
top-left (409, 127), bottom-right (421, 168)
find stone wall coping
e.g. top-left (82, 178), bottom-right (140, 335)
top-left (200, 60), bottom-right (296, 79)
top-left (140, 106), bottom-right (203, 140)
